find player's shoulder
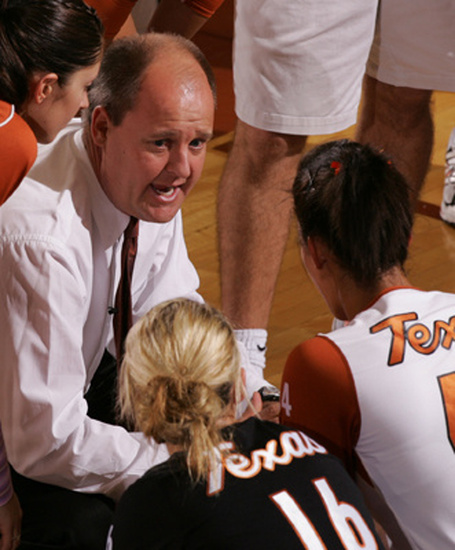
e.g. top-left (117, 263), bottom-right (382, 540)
top-left (285, 335), bottom-right (347, 380)
top-left (231, 417), bottom-right (328, 455)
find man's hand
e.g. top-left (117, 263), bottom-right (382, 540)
top-left (0, 493), bottom-right (22, 550)
top-left (236, 391), bottom-right (281, 424)
top-left (258, 401), bottom-right (280, 423)
top-left (257, 385), bottom-right (281, 423)
top-left (236, 391), bottom-right (263, 423)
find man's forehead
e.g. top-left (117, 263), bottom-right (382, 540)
top-left (141, 52), bottom-right (213, 99)
top-left (131, 65), bottom-right (214, 122)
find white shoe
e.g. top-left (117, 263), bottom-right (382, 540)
top-left (440, 128), bottom-right (455, 225)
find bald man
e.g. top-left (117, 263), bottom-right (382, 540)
top-left (0, 34), bottom-right (218, 549)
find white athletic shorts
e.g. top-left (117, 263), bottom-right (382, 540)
top-left (233, 0), bottom-right (378, 136)
top-left (367, 0), bottom-right (455, 92)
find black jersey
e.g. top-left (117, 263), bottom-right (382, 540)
top-left (109, 418), bottom-right (384, 549)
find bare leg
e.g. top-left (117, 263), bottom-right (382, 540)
top-left (217, 120), bottom-right (307, 329)
top-left (356, 75), bottom-right (434, 199)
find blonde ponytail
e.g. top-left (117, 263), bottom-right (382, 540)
top-left (119, 299), bottom-right (242, 481)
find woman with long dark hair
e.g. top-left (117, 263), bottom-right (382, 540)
top-left (0, 0), bottom-right (103, 203)
top-left (282, 139), bottom-right (455, 548)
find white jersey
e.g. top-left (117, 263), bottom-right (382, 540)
top-left (327, 287), bottom-right (455, 549)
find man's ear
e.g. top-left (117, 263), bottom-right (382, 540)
top-left (91, 106), bottom-right (111, 147)
top-left (32, 73), bottom-right (59, 104)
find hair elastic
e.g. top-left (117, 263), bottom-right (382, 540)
top-left (331, 161), bottom-right (341, 175)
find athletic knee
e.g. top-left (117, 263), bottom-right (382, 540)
top-left (233, 120), bottom-right (307, 165)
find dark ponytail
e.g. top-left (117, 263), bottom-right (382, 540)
top-left (293, 139), bottom-right (413, 287)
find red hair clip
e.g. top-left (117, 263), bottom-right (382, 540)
top-left (331, 161), bottom-right (341, 175)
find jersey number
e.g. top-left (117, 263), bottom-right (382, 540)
top-left (270, 478), bottom-right (379, 549)
top-left (281, 382), bottom-right (292, 417)
top-left (438, 371), bottom-right (455, 453)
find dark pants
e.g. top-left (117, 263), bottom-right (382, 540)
top-left (13, 351), bottom-right (119, 550)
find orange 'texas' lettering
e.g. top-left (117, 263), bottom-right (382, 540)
top-left (370, 313), bottom-right (417, 365)
top-left (439, 317), bottom-right (455, 349)
top-left (371, 313), bottom-right (455, 366)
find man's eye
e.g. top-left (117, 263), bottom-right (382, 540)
top-left (190, 139), bottom-right (205, 149)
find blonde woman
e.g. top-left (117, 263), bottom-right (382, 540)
top-left (108, 298), bottom-right (384, 549)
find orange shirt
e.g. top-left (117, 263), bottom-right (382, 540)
top-left (0, 101), bottom-right (37, 205)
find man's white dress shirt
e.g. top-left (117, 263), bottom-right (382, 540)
top-left (0, 121), bottom-right (203, 500)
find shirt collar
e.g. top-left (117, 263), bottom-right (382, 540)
top-left (73, 127), bottom-right (131, 248)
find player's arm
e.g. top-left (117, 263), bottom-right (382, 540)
top-left (280, 335), bottom-right (361, 474)
top-left (84, 0), bottom-right (137, 41)
top-left (148, 0), bottom-right (225, 38)
top-left (86, 0), bottom-right (225, 42)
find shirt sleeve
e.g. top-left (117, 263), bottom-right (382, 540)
top-left (183, 0), bottom-right (226, 18)
top-left (0, 426), bottom-right (13, 507)
top-left (0, 237), bottom-right (168, 501)
top-left (279, 335), bottom-right (361, 475)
